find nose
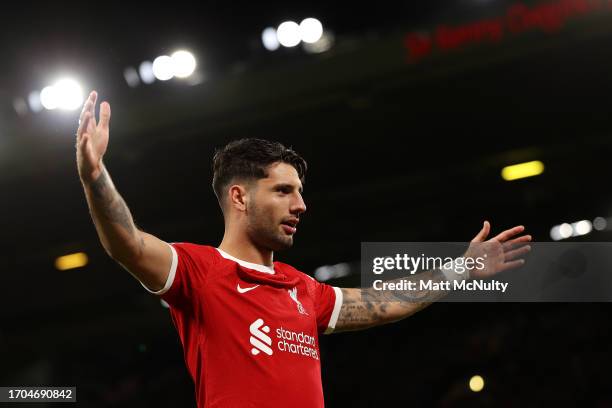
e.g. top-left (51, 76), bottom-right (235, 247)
top-left (291, 193), bottom-right (307, 215)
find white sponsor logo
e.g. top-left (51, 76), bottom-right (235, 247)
top-left (249, 318), bottom-right (273, 356)
top-left (248, 319), bottom-right (319, 360)
top-left (276, 327), bottom-right (319, 360)
top-left (288, 287), bottom-right (308, 315)
top-left (237, 284), bottom-right (260, 294)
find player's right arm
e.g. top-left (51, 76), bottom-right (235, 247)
top-left (75, 91), bottom-right (172, 292)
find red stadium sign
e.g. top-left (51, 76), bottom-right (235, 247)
top-left (404, 0), bottom-right (610, 61)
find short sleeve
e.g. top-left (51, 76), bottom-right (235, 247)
top-left (141, 242), bottom-right (209, 311)
top-left (311, 280), bottom-right (343, 335)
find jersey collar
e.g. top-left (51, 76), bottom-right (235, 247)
top-left (216, 248), bottom-right (275, 274)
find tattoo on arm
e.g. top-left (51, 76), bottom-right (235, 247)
top-left (87, 167), bottom-right (145, 256)
top-left (90, 169), bottom-right (135, 234)
top-left (334, 269), bottom-right (448, 333)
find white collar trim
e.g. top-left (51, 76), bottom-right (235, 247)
top-left (216, 248), bottom-right (275, 274)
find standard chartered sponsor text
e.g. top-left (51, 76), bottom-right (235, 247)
top-left (276, 327), bottom-right (319, 360)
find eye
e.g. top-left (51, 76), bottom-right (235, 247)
top-left (276, 186), bottom-right (291, 194)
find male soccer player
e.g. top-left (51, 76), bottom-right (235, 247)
top-left (75, 91), bottom-right (531, 407)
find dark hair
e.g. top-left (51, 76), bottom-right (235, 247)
top-left (212, 138), bottom-right (307, 203)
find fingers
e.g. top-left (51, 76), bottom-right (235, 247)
top-left (88, 91), bottom-right (98, 129)
top-left (86, 111), bottom-right (97, 134)
top-left (76, 112), bottom-right (91, 142)
top-left (98, 101), bottom-right (111, 131)
top-left (502, 235), bottom-right (532, 251)
top-left (493, 225), bottom-right (525, 242)
top-left (76, 91), bottom-right (97, 141)
top-left (504, 244), bottom-right (531, 262)
top-left (471, 220), bottom-right (491, 243)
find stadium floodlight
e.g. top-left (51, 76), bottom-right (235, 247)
top-left (550, 225), bottom-right (562, 241)
top-left (303, 31), bottom-right (334, 54)
top-left (40, 85), bottom-right (59, 110)
top-left (262, 27), bottom-right (280, 51)
top-left (152, 55), bottom-right (174, 81)
top-left (551, 223), bottom-right (573, 241)
top-left (593, 217), bottom-right (607, 231)
top-left (124, 67), bottom-right (140, 87)
top-left (572, 220), bottom-right (592, 237)
top-left (171, 50), bottom-right (197, 78)
top-left (299, 18), bottom-right (323, 43)
top-left (40, 78), bottom-right (84, 111)
top-left (314, 262), bottom-right (351, 282)
top-left (277, 21), bottom-right (301, 47)
top-left (559, 223), bottom-right (573, 239)
top-left (28, 91), bottom-right (43, 112)
top-left (54, 79), bottom-right (84, 110)
top-left (139, 61), bottom-right (156, 84)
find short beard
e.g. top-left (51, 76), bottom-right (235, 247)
top-left (246, 201), bottom-right (293, 252)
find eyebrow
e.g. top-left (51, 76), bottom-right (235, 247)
top-left (274, 183), bottom-right (303, 193)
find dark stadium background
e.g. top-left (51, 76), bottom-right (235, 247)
top-left (1, 0), bottom-right (611, 406)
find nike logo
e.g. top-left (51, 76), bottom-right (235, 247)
top-left (237, 284), bottom-right (260, 294)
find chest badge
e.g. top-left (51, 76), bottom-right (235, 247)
top-left (288, 287), bottom-right (308, 315)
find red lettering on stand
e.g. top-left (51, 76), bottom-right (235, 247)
top-left (404, 33), bottom-right (433, 61)
top-left (403, 0), bottom-right (607, 62)
top-left (435, 19), bottom-right (504, 51)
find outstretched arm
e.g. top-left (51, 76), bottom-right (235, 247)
top-left (76, 91), bottom-right (173, 292)
top-left (332, 222), bottom-right (531, 332)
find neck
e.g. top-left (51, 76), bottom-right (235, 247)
top-left (218, 232), bottom-right (274, 267)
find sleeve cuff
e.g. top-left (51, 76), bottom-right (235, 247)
top-left (141, 243), bottom-right (178, 295)
top-left (324, 287), bottom-right (344, 334)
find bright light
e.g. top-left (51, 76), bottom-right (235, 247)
top-left (501, 160), bottom-right (544, 181)
top-left (40, 79), bottom-right (84, 111)
top-left (314, 263), bottom-right (351, 281)
top-left (55, 252), bottom-right (88, 271)
top-left (40, 86), bottom-right (59, 110)
top-left (277, 21), bottom-right (301, 47)
top-left (551, 223), bottom-right (574, 241)
top-left (550, 225), bottom-right (562, 241)
top-left (469, 375), bottom-right (485, 392)
top-left (299, 18), bottom-right (323, 43)
top-left (171, 50), bottom-right (197, 78)
top-left (28, 91), bottom-right (43, 112)
top-left (572, 220), bottom-right (592, 236)
top-left (139, 61), bottom-right (156, 84)
top-left (55, 79), bottom-right (84, 110)
top-left (124, 67), bottom-right (140, 87)
top-left (593, 217), bottom-right (607, 231)
top-left (153, 55), bottom-right (174, 81)
top-left (303, 31), bottom-right (334, 54)
top-left (262, 27), bottom-right (280, 51)
top-left (559, 223), bottom-right (573, 239)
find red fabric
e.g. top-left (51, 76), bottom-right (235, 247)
top-left (160, 243), bottom-right (338, 408)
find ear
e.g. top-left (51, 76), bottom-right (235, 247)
top-left (228, 184), bottom-right (249, 212)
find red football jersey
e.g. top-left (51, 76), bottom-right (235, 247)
top-left (142, 243), bottom-right (343, 408)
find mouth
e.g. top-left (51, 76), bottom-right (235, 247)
top-left (280, 219), bottom-right (299, 235)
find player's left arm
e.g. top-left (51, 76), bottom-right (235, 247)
top-left (332, 222), bottom-right (531, 333)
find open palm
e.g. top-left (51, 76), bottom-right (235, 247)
top-left (464, 221), bottom-right (532, 279)
top-left (76, 91), bottom-right (111, 183)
